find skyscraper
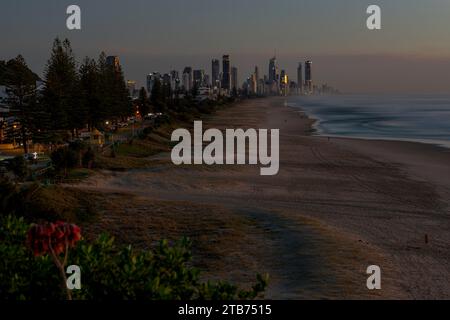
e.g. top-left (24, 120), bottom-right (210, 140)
top-left (127, 80), bottom-right (136, 97)
top-left (305, 60), bottom-right (313, 94)
top-left (231, 67), bottom-right (238, 93)
top-left (297, 62), bottom-right (303, 95)
top-left (222, 55), bottom-right (231, 91)
top-left (280, 70), bottom-right (289, 96)
top-left (268, 57), bottom-right (277, 83)
top-left (182, 67), bottom-right (193, 92)
top-left (193, 69), bottom-right (205, 87)
top-left (254, 66), bottom-right (260, 95)
top-left (170, 70), bottom-right (180, 91)
top-left (146, 72), bottom-right (161, 96)
top-left (211, 59), bottom-right (220, 89)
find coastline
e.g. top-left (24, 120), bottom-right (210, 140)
top-left (72, 97), bottom-right (450, 299)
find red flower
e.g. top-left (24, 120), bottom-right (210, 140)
top-left (27, 222), bottom-right (82, 257)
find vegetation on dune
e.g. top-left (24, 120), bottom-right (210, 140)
top-left (0, 215), bottom-right (268, 300)
top-left (0, 37), bottom-right (266, 301)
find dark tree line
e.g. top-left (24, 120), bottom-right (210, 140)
top-left (2, 38), bottom-right (132, 153)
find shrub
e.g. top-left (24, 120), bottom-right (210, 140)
top-left (82, 147), bottom-right (95, 168)
top-left (0, 177), bottom-right (26, 216)
top-left (6, 156), bottom-right (28, 181)
top-left (51, 147), bottom-right (78, 175)
top-left (0, 215), bottom-right (268, 300)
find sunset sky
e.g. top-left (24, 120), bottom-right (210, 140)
top-left (2, 0), bottom-right (450, 93)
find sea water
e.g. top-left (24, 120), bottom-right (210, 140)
top-left (288, 94), bottom-right (450, 148)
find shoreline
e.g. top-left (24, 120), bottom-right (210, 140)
top-left (287, 95), bottom-right (450, 150)
top-left (72, 97), bottom-right (450, 299)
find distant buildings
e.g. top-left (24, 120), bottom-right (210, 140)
top-left (211, 59), bottom-right (220, 90)
top-left (146, 72), bottom-right (161, 95)
top-left (182, 67), bottom-right (193, 92)
top-left (305, 60), bottom-right (313, 94)
top-left (268, 57), bottom-right (277, 83)
top-left (280, 70), bottom-right (289, 96)
top-left (268, 57), bottom-right (279, 95)
top-left (222, 55), bottom-right (231, 92)
top-left (142, 53), bottom-right (334, 100)
top-left (127, 80), bottom-right (138, 98)
top-left (193, 69), bottom-right (205, 87)
top-left (297, 63), bottom-right (303, 95)
top-left (231, 67), bottom-right (238, 93)
top-left (170, 70), bottom-right (180, 92)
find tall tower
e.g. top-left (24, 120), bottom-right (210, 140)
top-left (182, 67), bottom-right (193, 92)
top-left (254, 66), bottom-right (260, 95)
top-left (193, 69), bottom-right (205, 87)
top-left (305, 60), bottom-right (313, 94)
top-left (231, 67), bottom-right (238, 93)
top-left (297, 62), bottom-right (303, 95)
top-left (222, 55), bottom-right (231, 91)
top-left (268, 57), bottom-right (277, 83)
top-left (211, 59), bottom-right (220, 89)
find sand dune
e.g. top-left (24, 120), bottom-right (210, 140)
top-left (73, 97), bottom-right (450, 299)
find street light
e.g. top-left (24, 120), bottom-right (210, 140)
top-left (12, 124), bottom-right (17, 147)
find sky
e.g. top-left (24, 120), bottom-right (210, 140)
top-left (1, 0), bottom-right (450, 93)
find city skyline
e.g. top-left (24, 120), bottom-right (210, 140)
top-left (2, 0), bottom-right (450, 93)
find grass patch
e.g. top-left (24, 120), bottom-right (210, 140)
top-left (115, 143), bottom-right (155, 158)
top-left (23, 185), bottom-right (99, 223)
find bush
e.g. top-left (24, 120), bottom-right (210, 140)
top-left (51, 147), bottom-right (78, 175)
top-left (82, 147), bottom-right (95, 168)
top-left (0, 215), bottom-right (268, 300)
top-left (0, 177), bottom-right (26, 216)
top-left (6, 156), bottom-right (28, 181)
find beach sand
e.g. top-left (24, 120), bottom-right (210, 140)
top-left (73, 97), bottom-right (450, 299)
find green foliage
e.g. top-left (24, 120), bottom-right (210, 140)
top-left (82, 147), bottom-right (95, 168)
top-left (151, 79), bottom-right (166, 113)
top-left (6, 156), bottom-right (28, 181)
top-left (0, 215), bottom-right (268, 300)
top-left (0, 177), bottom-right (23, 216)
top-left (51, 147), bottom-right (78, 174)
top-left (3, 55), bottom-right (40, 153)
top-left (0, 215), bottom-right (61, 300)
top-left (138, 87), bottom-right (151, 116)
top-left (42, 38), bottom-right (78, 132)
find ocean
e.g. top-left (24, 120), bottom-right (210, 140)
top-left (288, 94), bottom-right (450, 148)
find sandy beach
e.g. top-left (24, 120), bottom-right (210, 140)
top-left (73, 97), bottom-right (450, 299)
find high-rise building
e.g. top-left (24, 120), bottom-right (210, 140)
top-left (127, 80), bottom-right (136, 97)
top-left (268, 57), bottom-right (277, 83)
top-left (204, 75), bottom-right (210, 87)
top-left (193, 69), bottom-right (205, 87)
top-left (211, 59), bottom-right (220, 89)
top-left (305, 60), bottom-right (313, 94)
top-left (250, 73), bottom-right (257, 95)
top-left (170, 70), bottom-right (180, 91)
top-left (254, 66), bottom-right (261, 95)
top-left (297, 62), bottom-right (303, 95)
top-left (231, 67), bottom-right (238, 93)
top-left (146, 72), bottom-right (161, 96)
top-left (222, 55), bottom-right (231, 91)
top-left (182, 67), bottom-right (193, 92)
top-left (280, 70), bottom-right (289, 96)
